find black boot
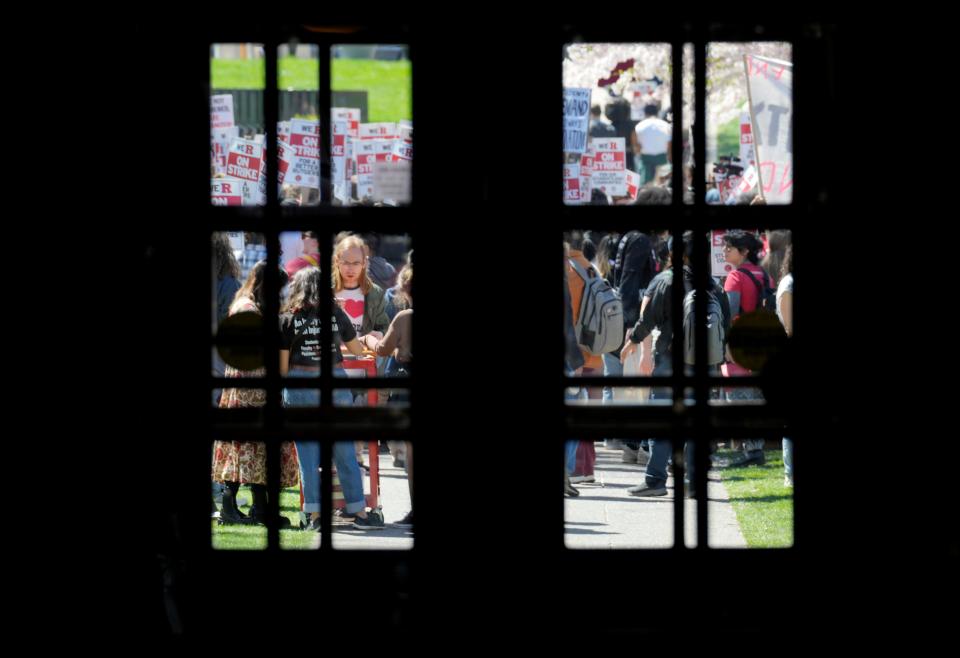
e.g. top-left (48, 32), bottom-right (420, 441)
top-left (219, 482), bottom-right (250, 524)
top-left (248, 484), bottom-right (291, 528)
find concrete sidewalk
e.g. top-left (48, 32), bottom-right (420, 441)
top-left (301, 445), bottom-right (415, 550)
top-left (564, 444), bottom-right (747, 549)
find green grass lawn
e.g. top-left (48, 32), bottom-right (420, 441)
top-left (212, 486), bottom-right (317, 550)
top-left (715, 448), bottom-right (793, 548)
top-left (211, 57), bottom-right (412, 123)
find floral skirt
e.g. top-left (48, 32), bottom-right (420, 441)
top-left (211, 366), bottom-right (300, 487)
top-left (211, 440), bottom-right (300, 487)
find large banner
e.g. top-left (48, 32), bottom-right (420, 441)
top-left (744, 55), bottom-right (793, 203)
top-left (563, 88), bottom-right (591, 155)
top-left (739, 111), bottom-right (755, 167)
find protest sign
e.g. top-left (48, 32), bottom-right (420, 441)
top-left (211, 94), bottom-right (234, 129)
top-left (590, 138), bottom-right (627, 196)
top-left (744, 55), bottom-right (793, 203)
top-left (563, 88), bottom-right (591, 154)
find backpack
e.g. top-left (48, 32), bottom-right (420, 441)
top-left (737, 267), bottom-right (777, 315)
top-left (568, 258), bottom-right (624, 356)
top-left (612, 231), bottom-right (656, 327)
top-left (683, 288), bottom-right (726, 366)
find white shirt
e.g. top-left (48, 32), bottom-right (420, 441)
top-left (634, 117), bottom-right (672, 155)
top-left (335, 287), bottom-right (365, 334)
top-left (776, 273), bottom-right (793, 325)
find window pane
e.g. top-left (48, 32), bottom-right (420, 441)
top-left (279, 43), bottom-right (322, 206)
top-left (562, 229), bottom-right (673, 383)
top-left (710, 227), bottom-right (793, 394)
top-left (563, 228), bottom-right (793, 395)
top-left (331, 45), bottom-right (412, 206)
top-left (211, 440), bottom-right (302, 549)
top-left (706, 43), bottom-right (793, 205)
top-left (563, 43), bottom-right (673, 205)
top-left (212, 232), bottom-right (271, 405)
top-left (331, 232), bottom-right (413, 380)
top-left (565, 439), bottom-right (684, 548)
top-left (211, 44), bottom-right (266, 206)
top-left (331, 441), bottom-right (414, 549)
top-left (281, 441), bottom-right (321, 549)
top-left (708, 439), bottom-right (794, 548)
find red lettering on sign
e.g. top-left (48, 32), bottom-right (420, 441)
top-left (778, 164), bottom-right (793, 194)
top-left (752, 59), bottom-right (769, 79)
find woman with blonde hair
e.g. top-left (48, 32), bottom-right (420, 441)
top-left (332, 234), bottom-right (390, 340)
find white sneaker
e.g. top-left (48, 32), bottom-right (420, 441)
top-left (784, 474), bottom-right (794, 488)
top-left (635, 449), bottom-right (649, 466)
top-left (621, 446), bottom-right (639, 463)
top-left (569, 475), bottom-right (595, 484)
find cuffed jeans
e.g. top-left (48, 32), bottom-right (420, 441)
top-left (284, 367), bottom-right (366, 514)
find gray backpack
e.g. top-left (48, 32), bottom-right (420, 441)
top-left (683, 288), bottom-right (726, 366)
top-left (569, 259), bottom-right (624, 356)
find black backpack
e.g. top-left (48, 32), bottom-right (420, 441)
top-left (737, 267), bottom-right (777, 315)
top-left (613, 231), bottom-right (657, 327)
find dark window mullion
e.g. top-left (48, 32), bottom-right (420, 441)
top-left (263, 35), bottom-right (282, 551)
top-left (670, 38), bottom-right (687, 551)
top-left (692, 37), bottom-right (710, 551)
top-left (317, 34), bottom-right (334, 545)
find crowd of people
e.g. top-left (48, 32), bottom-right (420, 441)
top-left (562, 227), bottom-right (794, 498)
top-left (211, 231), bottom-right (414, 532)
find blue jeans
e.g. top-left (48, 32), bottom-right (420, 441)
top-left (601, 352), bottom-right (624, 445)
top-left (565, 368), bottom-right (586, 474)
top-left (725, 386), bottom-right (765, 453)
top-left (783, 438), bottom-right (793, 479)
top-left (643, 355), bottom-right (718, 487)
top-left (284, 367), bottom-right (366, 514)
